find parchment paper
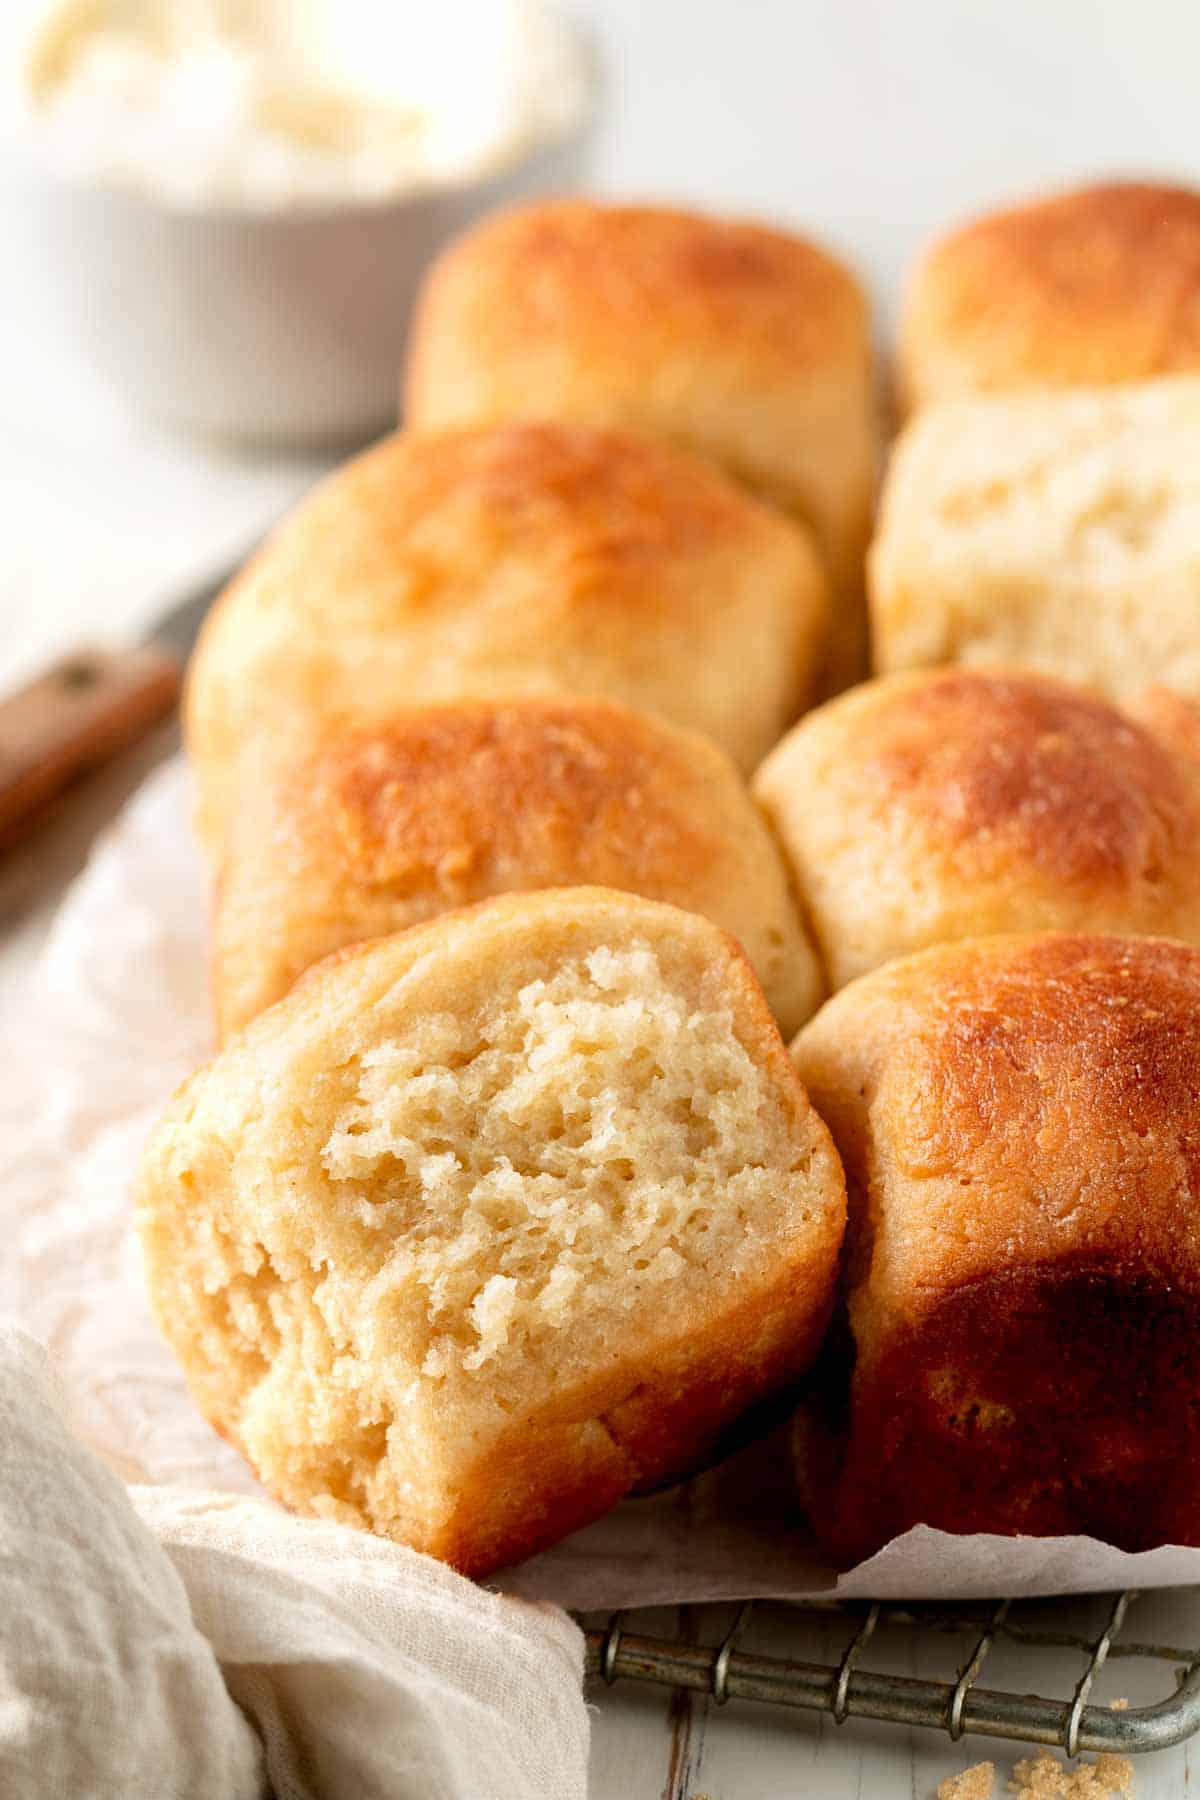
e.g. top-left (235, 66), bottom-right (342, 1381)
top-left (5, 756), bottom-right (1200, 1607)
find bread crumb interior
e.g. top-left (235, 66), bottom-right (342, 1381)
top-left (318, 942), bottom-right (810, 1389)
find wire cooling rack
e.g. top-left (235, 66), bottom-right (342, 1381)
top-left (582, 1592), bottom-right (1200, 1755)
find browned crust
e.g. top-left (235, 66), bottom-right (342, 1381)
top-left (792, 932), bottom-right (1200, 1562)
top-left (756, 670), bottom-right (1200, 990)
top-left (184, 420), bottom-right (828, 844)
top-left (900, 180), bottom-right (1200, 411)
top-left (406, 199), bottom-right (869, 407)
top-left (212, 695), bottom-right (819, 1040)
top-left (853, 670), bottom-right (1196, 884)
top-left (199, 419), bottom-right (764, 634)
top-left (403, 196), bottom-right (876, 659)
top-left (797, 933), bottom-right (1200, 1301)
top-left (798, 1262), bottom-right (1200, 1564)
top-left (766, 666), bottom-right (1200, 886)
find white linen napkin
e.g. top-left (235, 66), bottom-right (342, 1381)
top-left (0, 1322), bottom-right (589, 1800)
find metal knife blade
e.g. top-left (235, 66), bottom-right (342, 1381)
top-left (141, 561), bottom-right (237, 665)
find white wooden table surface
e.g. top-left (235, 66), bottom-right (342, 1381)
top-left (4, 3), bottom-right (1200, 1793)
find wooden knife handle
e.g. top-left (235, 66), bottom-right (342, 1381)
top-left (0, 644), bottom-right (182, 850)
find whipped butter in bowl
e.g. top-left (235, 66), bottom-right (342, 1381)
top-left (7, 0), bottom-right (594, 438)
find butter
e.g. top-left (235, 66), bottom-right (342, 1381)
top-left (17, 0), bottom-right (586, 208)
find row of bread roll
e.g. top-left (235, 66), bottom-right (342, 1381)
top-left (211, 665), bottom-right (1200, 1044)
top-left (191, 425), bottom-right (835, 1049)
top-left (772, 234), bottom-right (1200, 1564)
top-left (759, 645), bottom-right (1200, 1555)
top-left (191, 181), bottom-right (1200, 851)
top-left (143, 898), bottom-right (1200, 1569)
top-left (189, 207), bottom-right (871, 1047)
top-left (398, 180), bottom-right (1200, 708)
top-left (145, 904), bottom-right (1200, 1569)
top-left (877, 180), bottom-right (1200, 698)
top-left (157, 198), bottom-right (877, 1576)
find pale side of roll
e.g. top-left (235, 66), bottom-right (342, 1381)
top-left (870, 377), bottom-right (1200, 699)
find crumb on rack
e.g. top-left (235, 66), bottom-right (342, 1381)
top-left (1109, 1698), bottom-right (1129, 1710)
top-left (938, 1767), bottom-right (995, 1800)
top-left (1007, 1752), bottom-right (1134, 1796)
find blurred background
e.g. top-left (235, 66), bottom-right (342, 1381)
top-left (2, 0), bottom-right (1200, 680)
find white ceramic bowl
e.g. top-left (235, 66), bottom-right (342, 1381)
top-left (3, 115), bottom-right (593, 444)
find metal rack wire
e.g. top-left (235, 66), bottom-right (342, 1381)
top-left (582, 1592), bottom-right (1200, 1755)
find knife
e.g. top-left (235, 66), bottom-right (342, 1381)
top-left (0, 565), bottom-right (233, 851)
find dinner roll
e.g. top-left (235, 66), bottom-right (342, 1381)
top-left (899, 179), bottom-right (1200, 415)
top-left (754, 668), bottom-right (1200, 990)
top-left (793, 932), bottom-right (1200, 1562)
top-left (213, 695), bottom-right (823, 1040)
top-left (405, 200), bottom-right (876, 687)
top-left (187, 422), bottom-right (830, 847)
top-left (870, 377), bottom-right (1200, 697)
top-left (138, 888), bottom-right (846, 1576)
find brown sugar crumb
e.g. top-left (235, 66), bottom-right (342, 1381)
top-left (1010, 1757), bottom-right (1067, 1798)
top-left (1109, 1698), bottom-right (1129, 1711)
top-left (939, 1766), bottom-right (995, 1800)
top-left (1008, 1752), bottom-right (1134, 1797)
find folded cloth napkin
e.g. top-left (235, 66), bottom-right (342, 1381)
top-left (0, 1322), bottom-right (589, 1800)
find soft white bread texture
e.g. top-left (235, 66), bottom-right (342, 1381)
top-left (792, 932), bottom-right (1200, 1563)
top-left (870, 377), bottom-right (1200, 698)
top-left (405, 200), bottom-right (876, 687)
top-left (186, 421), bottom-right (830, 847)
top-left (138, 887), bottom-right (846, 1577)
top-left (755, 667), bottom-right (1200, 990)
top-left (213, 696), bottom-right (823, 1041)
top-left (898, 180), bottom-right (1200, 416)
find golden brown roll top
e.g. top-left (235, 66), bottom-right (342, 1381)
top-left (186, 420), bottom-right (830, 848)
top-left (214, 695), bottom-right (823, 1040)
top-left (405, 199), bottom-right (876, 687)
top-left (869, 376), bottom-right (1200, 697)
top-left (792, 932), bottom-right (1200, 1563)
top-left (754, 668), bottom-right (1200, 990)
top-left (899, 179), bottom-right (1200, 415)
top-left (139, 886), bottom-right (846, 1576)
